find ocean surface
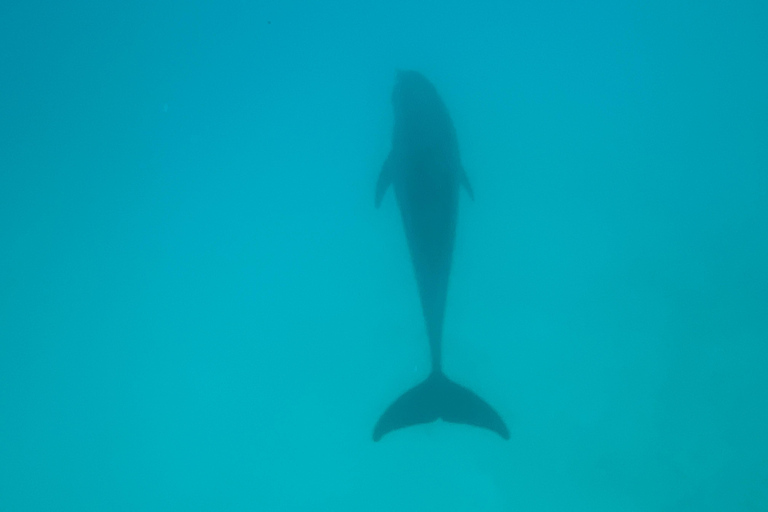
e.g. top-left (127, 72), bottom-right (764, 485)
top-left (1, 1), bottom-right (766, 510)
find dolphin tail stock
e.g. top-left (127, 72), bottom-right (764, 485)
top-left (373, 370), bottom-right (509, 441)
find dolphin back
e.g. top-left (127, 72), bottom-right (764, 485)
top-left (373, 370), bottom-right (509, 441)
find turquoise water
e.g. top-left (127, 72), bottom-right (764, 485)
top-left (2, 1), bottom-right (766, 510)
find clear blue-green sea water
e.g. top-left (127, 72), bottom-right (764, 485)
top-left (2, 1), bottom-right (766, 510)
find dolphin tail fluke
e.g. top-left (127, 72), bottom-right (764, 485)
top-left (373, 371), bottom-right (509, 441)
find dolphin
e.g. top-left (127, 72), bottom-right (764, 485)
top-left (373, 70), bottom-right (509, 441)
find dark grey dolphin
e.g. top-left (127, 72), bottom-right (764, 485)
top-left (373, 70), bottom-right (509, 441)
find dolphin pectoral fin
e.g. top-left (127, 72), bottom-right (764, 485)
top-left (460, 169), bottom-right (474, 200)
top-left (373, 371), bottom-right (509, 441)
top-left (375, 154), bottom-right (396, 208)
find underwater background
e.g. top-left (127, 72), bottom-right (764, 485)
top-left (1, 0), bottom-right (766, 510)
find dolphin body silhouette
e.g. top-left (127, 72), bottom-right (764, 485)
top-left (373, 71), bottom-right (509, 441)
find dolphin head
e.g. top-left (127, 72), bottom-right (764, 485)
top-left (392, 70), bottom-right (429, 104)
top-left (392, 70), bottom-right (442, 124)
